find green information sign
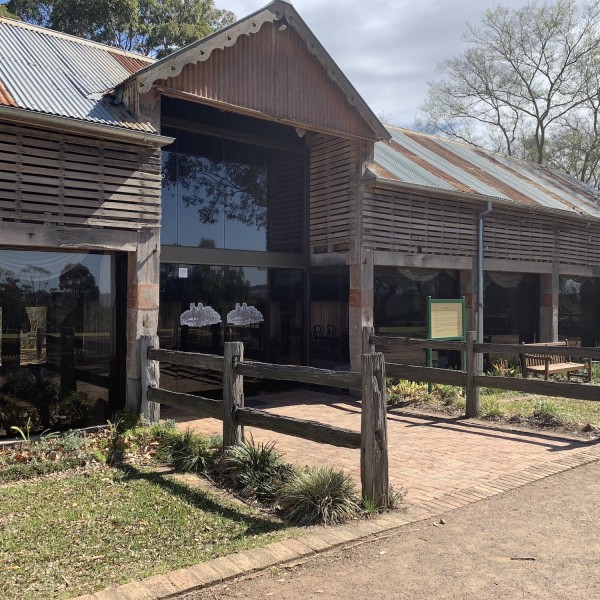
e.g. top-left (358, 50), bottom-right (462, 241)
top-left (426, 297), bottom-right (466, 392)
top-left (427, 298), bottom-right (466, 341)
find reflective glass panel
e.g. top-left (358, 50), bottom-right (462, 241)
top-left (0, 250), bottom-right (115, 433)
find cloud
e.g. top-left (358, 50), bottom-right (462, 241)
top-left (218, 0), bottom-right (530, 126)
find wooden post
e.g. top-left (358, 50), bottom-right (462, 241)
top-left (361, 352), bottom-right (389, 508)
top-left (363, 326), bottom-right (375, 354)
top-left (465, 331), bottom-right (480, 418)
top-left (223, 342), bottom-right (244, 447)
top-left (140, 335), bottom-right (160, 423)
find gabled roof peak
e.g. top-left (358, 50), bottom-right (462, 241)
top-left (129, 0), bottom-right (388, 141)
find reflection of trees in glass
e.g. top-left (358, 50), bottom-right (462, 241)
top-left (20, 265), bottom-right (51, 306)
top-left (161, 264), bottom-right (252, 312)
top-left (162, 152), bottom-right (267, 230)
top-left (0, 269), bottom-right (24, 331)
top-left (559, 278), bottom-right (581, 333)
top-left (55, 264), bottom-right (100, 329)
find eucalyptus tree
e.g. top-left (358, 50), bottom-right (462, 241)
top-left (420, 0), bottom-right (600, 182)
top-left (6, 0), bottom-right (236, 57)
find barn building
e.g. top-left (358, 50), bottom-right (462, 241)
top-left (1, 1), bottom-right (599, 418)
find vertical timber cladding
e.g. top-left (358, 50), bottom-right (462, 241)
top-left (0, 122), bottom-right (161, 229)
top-left (309, 135), bottom-right (359, 253)
top-left (363, 185), bottom-right (600, 268)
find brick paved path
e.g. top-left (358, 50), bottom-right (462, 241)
top-left (164, 390), bottom-right (599, 509)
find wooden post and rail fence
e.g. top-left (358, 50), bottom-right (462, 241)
top-left (139, 336), bottom-right (389, 508)
top-left (369, 329), bottom-right (600, 418)
top-left (139, 328), bottom-right (599, 509)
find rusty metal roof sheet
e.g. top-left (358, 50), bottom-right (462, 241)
top-left (373, 125), bottom-right (600, 219)
top-left (0, 17), bottom-right (155, 132)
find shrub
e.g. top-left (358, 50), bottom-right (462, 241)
top-left (387, 379), bottom-right (428, 404)
top-left (489, 358), bottom-right (520, 378)
top-left (532, 400), bottom-right (564, 426)
top-left (57, 391), bottom-right (97, 428)
top-left (278, 466), bottom-right (360, 526)
top-left (433, 384), bottom-right (462, 406)
top-left (168, 429), bottom-right (219, 474)
top-left (480, 397), bottom-right (503, 420)
top-left (217, 437), bottom-right (293, 503)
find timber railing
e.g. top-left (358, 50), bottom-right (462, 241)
top-left (139, 337), bottom-right (389, 508)
top-left (366, 328), bottom-right (600, 418)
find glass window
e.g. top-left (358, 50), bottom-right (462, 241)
top-left (483, 272), bottom-right (539, 344)
top-left (310, 267), bottom-right (349, 369)
top-left (161, 128), bottom-right (304, 253)
top-left (373, 267), bottom-right (459, 365)
top-left (0, 250), bottom-right (116, 432)
top-left (559, 277), bottom-right (581, 341)
top-left (158, 264), bottom-right (305, 396)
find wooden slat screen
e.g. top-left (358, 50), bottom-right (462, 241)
top-left (0, 123), bottom-right (161, 230)
top-left (364, 186), bottom-right (600, 267)
top-left (309, 135), bottom-right (357, 252)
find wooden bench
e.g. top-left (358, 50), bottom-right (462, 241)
top-left (521, 340), bottom-right (592, 381)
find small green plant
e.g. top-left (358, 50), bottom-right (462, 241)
top-left (489, 358), bottom-right (520, 378)
top-left (433, 384), bottom-right (462, 406)
top-left (388, 484), bottom-right (406, 509)
top-left (480, 397), bottom-right (503, 420)
top-left (387, 379), bottom-right (428, 405)
top-left (278, 466), bottom-right (360, 526)
top-left (168, 429), bottom-right (218, 474)
top-left (10, 417), bottom-right (34, 443)
top-left (532, 400), bottom-right (565, 426)
top-left (218, 437), bottom-right (293, 502)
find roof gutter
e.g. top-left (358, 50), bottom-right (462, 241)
top-left (363, 175), bottom-right (600, 226)
top-left (0, 106), bottom-right (174, 147)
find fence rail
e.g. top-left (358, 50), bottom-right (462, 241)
top-left (368, 328), bottom-right (600, 417)
top-left (140, 337), bottom-right (388, 507)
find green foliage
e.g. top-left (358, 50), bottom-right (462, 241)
top-left (0, 3), bottom-right (17, 17)
top-left (278, 466), bottom-right (360, 526)
top-left (387, 379), bottom-right (428, 404)
top-left (488, 358), bottom-right (521, 378)
top-left (167, 428), bottom-right (219, 474)
top-left (217, 437), bottom-right (293, 503)
top-left (480, 397), bottom-right (502, 420)
top-left (532, 400), bottom-right (565, 426)
top-left (7, 0), bottom-right (236, 57)
top-left (0, 430), bottom-right (94, 483)
top-left (434, 384), bottom-right (462, 406)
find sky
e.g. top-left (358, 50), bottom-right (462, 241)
top-left (0, 0), bottom-right (535, 126)
top-left (216, 0), bottom-right (530, 126)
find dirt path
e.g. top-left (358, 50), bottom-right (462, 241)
top-left (182, 461), bottom-right (600, 600)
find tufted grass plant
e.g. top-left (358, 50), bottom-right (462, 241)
top-left (278, 466), bottom-right (360, 526)
top-left (217, 437), bottom-right (293, 503)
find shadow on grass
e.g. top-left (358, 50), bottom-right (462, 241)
top-left (114, 463), bottom-right (287, 535)
top-left (387, 405), bottom-right (599, 451)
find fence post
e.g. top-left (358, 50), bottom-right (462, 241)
top-left (363, 326), bottom-right (375, 354)
top-left (465, 331), bottom-right (480, 418)
top-left (140, 335), bottom-right (160, 423)
top-left (223, 341), bottom-right (244, 447)
top-left (361, 352), bottom-right (389, 508)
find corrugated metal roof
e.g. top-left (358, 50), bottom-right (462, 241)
top-left (0, 17), bottom-right (155, 132)
top-left (373, 125), bottom-right (600, 219)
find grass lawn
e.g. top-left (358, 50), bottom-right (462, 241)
top-left (0, 466), bottom-right (292, 600)
top-left (388, 380), bottom-right (600, 433)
